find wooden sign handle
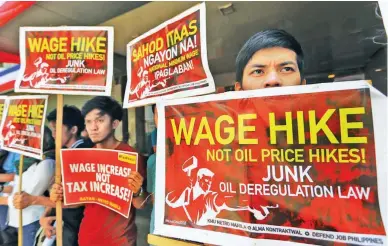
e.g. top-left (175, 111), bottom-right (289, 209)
top-left (18, 155), bottom-right (24, 246)
top-left (55, 95), bottom-right (64, 246)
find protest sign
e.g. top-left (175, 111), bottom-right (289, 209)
top-left (15, 26), bottom-right (114, 96)
top-left (123, 3), bottom-right (215, 108)
top-left (61, 149), bottom-right (138, 218)
top-left (0, 95), bottom-right (48, 159)
top-left (154, 81), bottom-right (388, 246)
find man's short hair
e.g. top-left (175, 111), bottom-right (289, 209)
top-left (152, 104), bottom-right (156, 114)
top-left (81, 96), bottom-right (123, 121)
top-left (43, 126), bottom-right (55, 152)
top-left (47, 105), bottom-right (85, 136)
top-left (235, 29), bottom-right (304, 83)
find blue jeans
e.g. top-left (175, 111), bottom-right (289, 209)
top-left (0, 205), bottom-right (8, 231)
top-left (22, 221), bottom-right (40, 246)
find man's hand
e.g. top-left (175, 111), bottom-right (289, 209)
top-left (40, 216), bottom-right (56, 238)
top-left (50, 183), bottom-right (63, 202)
top-left (128, 171), bottom-right (144, 195)
top-left (13, 192), bottom-right (33, 209)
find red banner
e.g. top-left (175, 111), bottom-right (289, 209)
top-left (0, 1), bottom-right (35, 27)
top-left (61, 149), bottom-right (138, 218)
top-left (0, 51), bottom-right (19, 63)
top-left (123, 3), bottom-right (214, 108)
top-left (155, 81), bottom-right (387, 245)
top-left (15, 27), bottom-right (114, 96)
top-left (0, 95), bottom-right (47, 159)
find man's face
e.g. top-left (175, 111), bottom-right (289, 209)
top-left (48, 121), bottom-right (73, 147)
top-left (235, 47), bottom-right (305, 91)
top-left (198, 175), bottom-right (213, 192)
top-left (84, 109), bottom-right (117, 144)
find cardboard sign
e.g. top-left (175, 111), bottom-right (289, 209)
top-left (15, 26), bottom-right (114, 96)
top-left (154, 81), bottom-right (388, 246)
top-left (0, 95), bottom-right (48, 159)
top-left (61, 149), bottom-right (138, 218)
top-left (123, 3), bottom-right (215, 108)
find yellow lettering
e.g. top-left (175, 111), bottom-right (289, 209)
top-left (349, 148), bottom-right (361, 163)
top-left (238, 114), bottom-right (258, 144)
top-left (59, 37), bottom-right (67, 52)
top-left (170, 118), bottom-right (195, 145)
top-left (27, 105), bottom-right (44, 119)
top-left (156, 38), bottom-right (164, 51)
top-left (132, 48), bottom-right (139, 62)
top-left (180, 25), bottom-right (189, 40)
top-left (188, 19), bottom-right (198, 35)
top-left (309, 109), bottom-right (338, 144)
top-left (49, 38), bottom-right (59, 52)
top-left (27, 38), bottom-right (42, 52)
top-left (339, 107), bottom-right (367, 144)
top-left (269, 112), bottom-right (293, 144)
top-left (96, 37), bottom-right (106, 53)
top-left (194, 117), bottom-right (214, 145)
top-left (215, 115), bottom-right (235, 145)
top-left (297, 111), bottom-right (305, 144)
top-left (0, 104), bottom-right (4, 117)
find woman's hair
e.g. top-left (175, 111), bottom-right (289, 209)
top-left (43, 126), bottom-right (55, 152)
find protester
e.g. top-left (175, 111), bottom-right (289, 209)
top-left (147, 104), bottom-right (157, 234)
top-left (234, 29), bottom-right (305, 91)
top-left (0, 151), bottom-right (20, 231)
top-left (50, 96), bottom-right (147, 246)
top-left (35, 105), bottom-right (94, 246)
top-left (232, 28), bottom-right (308, 237)
top-left (0, 127), bottom-right (56, 246)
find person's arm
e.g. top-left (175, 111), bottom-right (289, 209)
top-left (50, 183), bottom-right (84, 208)
top-left (130, 154), bottom-right (149, 209)
top-left (13, 192), bottom-right (56, 209)
top-left (13, 159), bottom-right (55, 209)
top-left (129, 171), bottom-right (148, 209)
top-left (0, 197), bottom-right (7, 205)
top-left (132, 190), bottom-right (150, 209)
top-left (2, 185), bottom-right (13, 194)
top-left (41, 207), bottom-right (53, 218)
top-left (0, 173), bottom-right (15, 183)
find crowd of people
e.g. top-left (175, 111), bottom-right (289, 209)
top-left (0, 29), bottom-right (306, 246)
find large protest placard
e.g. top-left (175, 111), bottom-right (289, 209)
top-left (154, 81), bottom-right (388, 246)
top-left (61, 149), bottom-right (138, 218)
top-left (0, 95), bottom-right (48, 159)
top-left (123, 3), bottom-right (215, 108)
top-left (15, 26), bottom-right (114, 96)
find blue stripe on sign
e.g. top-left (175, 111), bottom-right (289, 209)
top-left (0, 64), bottom-right (20, 77)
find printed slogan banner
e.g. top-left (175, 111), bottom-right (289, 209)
top-left (0, 95), bottom-right (48, 159)
top-left (154, 81), bottom-right (388, 246)
top-left (15, 26), bottom-right (114, 96)
top-left (123, 3), bottom-right (215, 108)
top-left (61, 149), bottom-right (138, 218)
